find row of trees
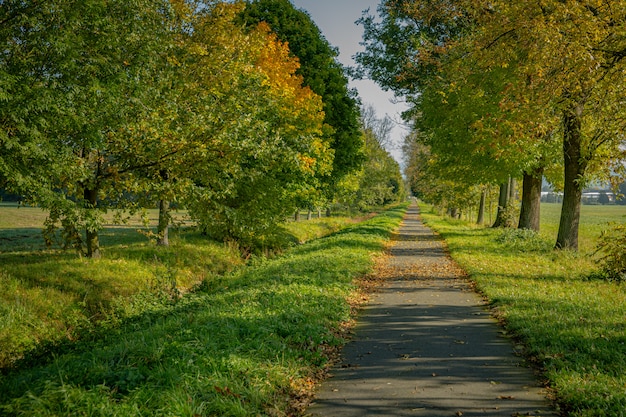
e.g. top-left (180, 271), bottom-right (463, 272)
top-left (357, 0), bottom-right (626, 250)
top-left (0, 0), bottom-right (404, 257)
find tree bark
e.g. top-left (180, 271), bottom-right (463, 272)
top-left (157, 199), bottom-right (170, 246)
top-left (508, 177), bottom-right (516, 201)
top-left (492, 181), bottom-right (509, 228)
top-left (556, 105), bottom-right (586, 250)
top-left (518, 168), bottom-right (543, 231)
top-left (477, 188), bottom-right (486, 225)
top-left (307, 209), bottom-right (312, 221)
top-left (84, 187), bottom-right (100, 259)
top-left (294, 210), bottom-right (300, 221)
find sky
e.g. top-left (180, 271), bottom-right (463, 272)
top-left (289, 0), bottom-right (409, 164)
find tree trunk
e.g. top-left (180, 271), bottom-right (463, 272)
top-left (307, 209), bottom-right (312, 221)
top-left (477, 188), bottom-right (486, 225)
top-left (294, 210), bottom-right (300, 221)
top-left (518, 168), bottom-right (543, 231)
top-left (84, 187), bottom-right (100, 259)
top-left (450, 207), bottom-right (459, 219)
top-left (326, 207), bottom-right (331, 217)
top-left (157, 199), bottom-right (170, 246)
top-left (509, 177), bottom-right (516, 201)
top-left (556, 106), bottom-right (585, 250)
top-left (488, 185), bottom-right (493, 225)
top-left (492, 181), bottom-right (509, 228)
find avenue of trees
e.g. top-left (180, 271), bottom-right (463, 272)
top-left (357, 0), bottom-right (626, 250)
top-left (0, 0), bottom-right (404, 257)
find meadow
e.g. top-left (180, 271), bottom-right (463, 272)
top-left (420, 202), bottom-right (626, 416)
top-left (0, 203), bottom-right (407, 416)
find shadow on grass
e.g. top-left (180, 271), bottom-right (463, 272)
top-left (0, 228), bottom-right (47, 252)
top-left (1, 288), bottom-right (347, 412)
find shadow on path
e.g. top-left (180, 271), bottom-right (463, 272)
top-left (307, 204), bottom-right (556, 417)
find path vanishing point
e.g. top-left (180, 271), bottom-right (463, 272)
top-left (307, 203), bottom-right (557, 417)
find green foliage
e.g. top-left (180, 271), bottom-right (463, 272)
top-left (1, 0), bottom-right (177, 257)
top-left (495, 228), bottom-right (552, 253)
top-left (0, 206), bottom-right (406, 416)
top-left (332, 106), bottom-right (405, 212)
top-left (2, 0), bottom-right (338, 254)
top-left (594, 223), bottom-right (626, 282)
top-left (352, 137), bottom-right (405, 211)
top-left (240, 0), bottom-right (365, 188)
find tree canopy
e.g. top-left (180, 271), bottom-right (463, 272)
top-left (239, 0), bottom-right (365, 189)
top-left (0, 0), bottom-right (349, 255)
top-left (357, 0), bottom-right (626, 249)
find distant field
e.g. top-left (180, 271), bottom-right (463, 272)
top-left (0, 203), bottom-right (165, 229)
top-left (540, 203), bottom-right (626, 252)
top-left (0, 204), bottom-right (185, 252)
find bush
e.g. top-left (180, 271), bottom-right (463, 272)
top-left (495, 228), bottom-right (552, 252)
top-left (595, 223), bottom-right (626, 282)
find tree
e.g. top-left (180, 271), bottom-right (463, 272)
top-left (444, 0), bottom-right (626, 248)
top-left (358, 1), bottom-right (626, 248)
top-left (239, 0), bottom-right (365, 200)
top-left (351, 105), bottom-right (405, 210)
top-left (181, 2), bottom-right (330, 248)
top-left (356, 2), bottom-right (523, 224)
top-left (1, 0), bottom-right (176, 258)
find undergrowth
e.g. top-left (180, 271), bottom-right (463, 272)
top-left (495, 228), bottom-right (553, 252)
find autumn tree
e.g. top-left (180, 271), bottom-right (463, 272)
top-left (179, 2), bottom-right (330, 248)
top-left (239, 0), bottom-right (364, 206)
top-left (358, 1), bottom-right (626, 246)
top-left (459, 1), bottom-right (626, 248)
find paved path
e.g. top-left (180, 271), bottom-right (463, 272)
top-left (307, 204), bottom-right (556, 417)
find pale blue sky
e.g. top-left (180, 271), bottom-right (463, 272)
top-left (290, 0), bottom-right (408, 162)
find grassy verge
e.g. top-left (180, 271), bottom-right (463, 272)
top-left (419, 202), bottom-right (626, 416)
top-left (0, 204), bottom-right (407, 416)
top-left (0, 204), bottom-right (365, 370)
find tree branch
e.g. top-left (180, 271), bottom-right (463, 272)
top-left (484, 28), bottom-right (516, 50)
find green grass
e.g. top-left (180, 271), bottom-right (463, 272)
top-left (540, 203), bottom-right (626, 252)
top-left (419, 202), bottom-right (626, 416)
top-left (0, 204), bottom-right (407, 416)
top-left (0, 204), bottom-right (366, 371)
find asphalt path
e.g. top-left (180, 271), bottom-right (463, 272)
top-left (307, 204), bottom-right (556, 417)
